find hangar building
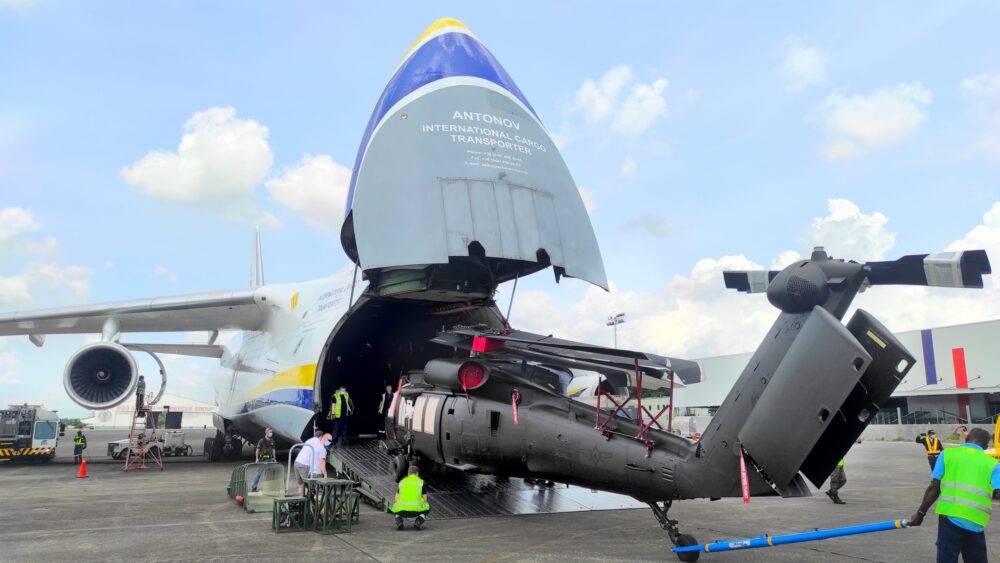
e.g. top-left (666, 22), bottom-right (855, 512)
top-left (677, 318), bottom-right (1000, 425)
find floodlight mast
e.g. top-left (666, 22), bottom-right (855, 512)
top-left (606, 312), bottom-right (626, 348)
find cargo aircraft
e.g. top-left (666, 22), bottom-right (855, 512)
top-left (0, 19), bottom-right (991, 560)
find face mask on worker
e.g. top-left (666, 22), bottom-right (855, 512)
top-left (322, 439), bottom-right (331, 447)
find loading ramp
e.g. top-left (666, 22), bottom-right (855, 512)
top-left (327, 439), bottom-right (646, 519)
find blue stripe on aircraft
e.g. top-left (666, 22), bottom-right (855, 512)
top-left (920, 329), bottom-right (937, 385)
top-left (346, 31), bottom-right (537, 213)
top-left (239, 388), bottom-right (313, 414)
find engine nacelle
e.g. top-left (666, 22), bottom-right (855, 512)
top-left (63, 342), bottom-right (139, 410)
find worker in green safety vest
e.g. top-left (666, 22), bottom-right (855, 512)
top-left (391, 465), bottom-right (430, 530)
top-left (909, 427), bottom-right (1000, 563)
top-left (328, 385), bottom-right (354, 447)
top-left (825, 458), bottom-right (846, 505)
top-left (72, 430), bottom-right (87, 464)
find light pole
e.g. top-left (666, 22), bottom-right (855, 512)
top-left (606, 312), bottom-right (625, 349)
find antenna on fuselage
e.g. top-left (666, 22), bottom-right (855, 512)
top-left (251, 227), bottom-right (264, 288)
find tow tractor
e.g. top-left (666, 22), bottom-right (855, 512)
top-left (0, 404), bottom-right (59, 462)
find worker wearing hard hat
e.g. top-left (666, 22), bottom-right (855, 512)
top-left (916, 429), bottom-right (942, 470)
top-left (909, 428), bottom-right (1000, 563)
top-left (391, 465), bottom-right (430, 530)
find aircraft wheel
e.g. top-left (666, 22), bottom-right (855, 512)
top-left (674, 534), bottom-right (699, 562)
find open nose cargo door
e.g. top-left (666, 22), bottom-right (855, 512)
top-left (340, 19), bottom-right (607, 299)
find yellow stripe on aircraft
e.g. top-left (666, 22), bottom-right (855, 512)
top-left (242, 363), bottom-right (317, 400)
top-left (404, 17), bottom-right (470, 60)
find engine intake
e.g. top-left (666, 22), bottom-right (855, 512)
top-left (63, 342), bottom-right (139, 410)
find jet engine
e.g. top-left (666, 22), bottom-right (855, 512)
top-left (63, 342), bottom-right (140, 410)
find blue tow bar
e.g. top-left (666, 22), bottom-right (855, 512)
top-left (673, 518), bottom-right (908, 555)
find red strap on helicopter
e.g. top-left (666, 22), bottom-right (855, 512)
top-left (739, 448), bottom-right (751, 505)
top-left (511, 389), bottom-right (521, 425)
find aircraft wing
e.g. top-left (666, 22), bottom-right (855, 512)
top-left (0, 290), bottom-right (265, 337)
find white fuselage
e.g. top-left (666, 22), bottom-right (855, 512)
top-left (215, 268), bottom-right (359, 445)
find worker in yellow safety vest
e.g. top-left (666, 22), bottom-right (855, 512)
top-left (72, 430), bottom-right (87, 464)
top-left (909, 427), bottom-right (1000, 563)
top-left (328, 385), bottom-right (354, 447)
top-left (391, 464), bottom-right (430, 530)
top-left (826, 458), bottom-right (846, 504)
top-left (916, 429), bottom-right (942, 470)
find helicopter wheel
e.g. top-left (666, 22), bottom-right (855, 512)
top-left (674, 534), bottom-right (699, 562)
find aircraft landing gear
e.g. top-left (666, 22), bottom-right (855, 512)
top-left (648, 501), bottom-right (699, 562)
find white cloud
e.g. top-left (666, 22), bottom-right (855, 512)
top-left (0, 262), bottom-right (92, 309)
top-left (574, 65), bottom-right (633, 122)
top-left (780, 36), bottom-right (828, 92)
top-left (613, 79), bottom-right (669, 136)
top-left (153, 265), bottom-right (179, 284)
top-left (0, 207), bottom-right (58, 255)
top-left (0, 276), bottom-right (30, 307)
top-left (799, 198), bottom-right (895, 260)
top-left (508, 198), bottom-right (1000, 361)
top-left (265, 154), bottom-right (351, 232)
top-left (579, 187), bottom-right (596, 213)
top-left (820, 83), bottom-right (932, 160)
top-left (619, 158), bottom-right (638, 178)
top-left (121, 106), bottom-right (274, 221)
top-left (625, 214), bottom-right (676, 239)
top-left (572, 65), bottom-right (669, 137)
top-left (960, 72), bottom-right (1000, 159)
top-left (0, 351), bottom-right (18, 385)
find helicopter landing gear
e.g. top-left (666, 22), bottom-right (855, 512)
top-left (649, 501), bottom-right (700, 562)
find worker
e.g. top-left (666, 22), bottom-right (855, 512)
top-left (391, 465), bottom-right (430, 530)
top-left (908, 427), bottom-right (1000, 563)
top-left (135, 375), bottom-right (146, 411)
top-left (293, 430), bottom-right (331, 496)
top-left (72, 430), bottom-right (87, 464)
top-left (378, 384), bottom-right (394, 433)
top-left (825, 458), bottom-right (846, 504)
top-left (916, 429), bottom-right (942, 470)
top-left (328, 385), bottom-right (354, 447)
top-left (955, 425), bottom-right (970, 443)
top-left (250, 427), bottom-right (277, 493)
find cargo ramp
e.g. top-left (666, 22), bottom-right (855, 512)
top-left (327, 439), bottom-right (645, 519)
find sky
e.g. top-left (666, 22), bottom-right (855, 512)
top-left (1, 2), bottom-right (999, 416)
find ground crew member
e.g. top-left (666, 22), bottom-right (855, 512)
top-left (293, 430), bottom-right (331, 496)
top-left (135, 375), bottom-right (146, 411)
top-left (391, 465), bottom-right (430, 530)
top-left (378, 384), bottom-right (394, 433)
top-left (909, 428), bottom-right (1000, 563)
top-left (826, 458), bottom-right (846, 504)
top-left (250, 427), bottom-right (276, 492)
top-left (328, 385), bottom-right (354, 446)
top-left (916, 429), bottom-right (942, 470)
top-left (72, 430), bottom-right (87, 464)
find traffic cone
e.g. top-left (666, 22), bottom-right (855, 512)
top-left (76, 457), bottom-right (89, 479)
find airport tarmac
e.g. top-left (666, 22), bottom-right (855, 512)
top-left (0, 437), bottom-right (996, 562)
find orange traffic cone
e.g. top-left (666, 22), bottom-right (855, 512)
top-left (76, 457), bottom-right (89, 479)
